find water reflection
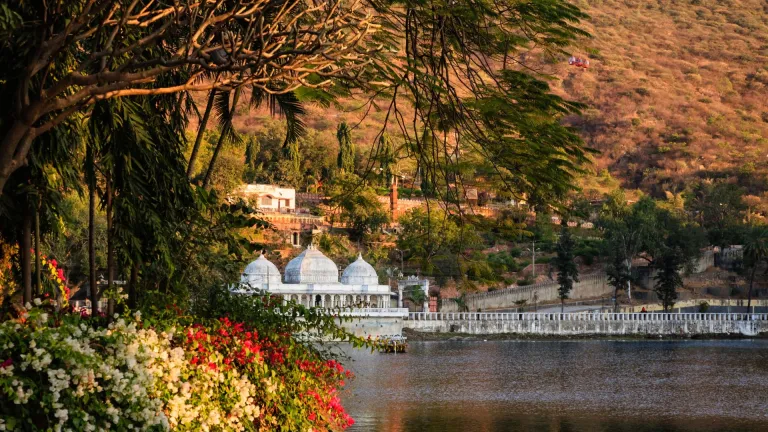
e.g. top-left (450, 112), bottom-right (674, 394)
top-left (341, 340), bottom-right (768, 431)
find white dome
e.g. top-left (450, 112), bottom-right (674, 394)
top-left (341, 254), bottom-right (380, 285)
top-left (240, 254), bottom-right (281, 287)
top-left (284, 245), bottom-right (339, 284)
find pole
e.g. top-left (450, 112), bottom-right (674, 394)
top-left (532, 241), bottom-right (536, 279)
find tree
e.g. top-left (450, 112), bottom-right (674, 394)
top-left (378, 133), bottom-right (396, 187)
top-left (327, 174), bottom-right (389, 241)
top-left (0, 1), bottom-right (378, 193)
top-left (553, 222), bottom-right (579, 313)
top-left (653, 253), bottom-right (684, 311)
top-left (336, 122), bottom-right (355, 174)
top-left (648, 207), bottom-right (706, 311)
top-left (743, 226), bottom-right (768, 313)
top-left (599, 192), bottom-right (656, 308)
top-left (685, 181), bottom-right (747, 247)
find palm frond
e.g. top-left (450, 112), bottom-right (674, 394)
top-left (213, 90), bottom-right (241, 145)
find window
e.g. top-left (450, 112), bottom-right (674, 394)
top-left (261, 196), bottom-right (272, 206)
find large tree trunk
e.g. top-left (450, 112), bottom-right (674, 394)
top-left (187, 89), bottom-right (216, 179)
top-left (34, 202), bottom-right (41, 299)
top-left (0, 121), bottom-right (36, 196)
top-left (20, 203), bottom-right (32, 304)
top-left (106, 178), bottom-right (115, 319)
top-left (89, 181), bottom-right (98, 316)
top-left (202, 89), bottom-right (241, 189)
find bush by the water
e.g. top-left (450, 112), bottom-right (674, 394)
top-left (0, 299), bottom-right (356, 431)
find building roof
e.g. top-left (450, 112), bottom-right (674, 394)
top-left (240, 254), bottom-right (282, 286)
top-left (284, 244), bottom-right (339, 284)
top-left (341, 254), bottom-right (380, 285)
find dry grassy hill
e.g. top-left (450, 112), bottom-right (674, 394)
top-left (558, 0), bottom-right (768, 198)
top-left (214, 0), bottom-right (768, 201)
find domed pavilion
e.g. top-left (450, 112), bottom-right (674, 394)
top-left (236, 245), bottom-right (394, 308)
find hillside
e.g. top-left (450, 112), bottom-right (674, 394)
top-left (204, 0), bottom-right (768, 202)
top-left (558, 0), bottom-right (768, 198)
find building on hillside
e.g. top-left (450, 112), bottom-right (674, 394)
top-left (236, 245), bottom-right (395, 308)
top-left (233, 184), bottom-right (325, 247)
top-left (236, 184), bottom-right (296, 212)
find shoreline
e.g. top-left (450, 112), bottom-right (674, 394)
top-left (402, 328), bottom-right (768, 342)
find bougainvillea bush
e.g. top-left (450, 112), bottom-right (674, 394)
top-left (0, 298), bottom-right (358, 431)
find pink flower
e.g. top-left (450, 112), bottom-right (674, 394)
top-left (0, 358), bottom-right (12, 368)
top-left (50, 259), bottom-right (58, 268)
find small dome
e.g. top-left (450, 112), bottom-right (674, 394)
top-left (341, 254), bottom-right (380, 285)
top-left (284, 245), bottom-right (339, 284)
top-left (241, 254), bottom-right (281, 287)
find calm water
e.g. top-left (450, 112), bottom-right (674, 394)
top-left (341, 340), bottom-right (768, 431)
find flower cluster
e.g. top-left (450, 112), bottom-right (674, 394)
top-left (38, 253), bottom-right (70, 308)
top-left (0, 304), bottom-right (354, 431)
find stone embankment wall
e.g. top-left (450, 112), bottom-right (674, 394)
top-left (441, 274), bottom-right (611, 312)
top-left (340, 317), bottom-right (404, 338)
top-left (404, 313), bottom-right (768, 336)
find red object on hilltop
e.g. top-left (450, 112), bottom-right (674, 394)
top-left (568, 56), bottom-right (590, 68)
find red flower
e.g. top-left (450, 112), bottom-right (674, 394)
top-left (50, 259), bottom-right (58, 268)
top-left (308, 413), bottom-right (316, 422)
top-left (208, 362), bottom-right (217, 371)
top-left (190, 356), bottom-right (200, 365)
top-left (0, 358), bottom-right (12, 368)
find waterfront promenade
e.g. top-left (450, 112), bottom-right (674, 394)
top-left (403, 312), bottom-right (768, 336)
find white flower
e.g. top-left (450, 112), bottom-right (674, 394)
top-left (33, 298), bottom-right (42, 306)
top-left (54, 408), bottom-right (68, 423)
top-left (24, 302), bottom-right (32, 310)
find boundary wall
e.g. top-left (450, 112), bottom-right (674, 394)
top-left (441, 274), bottom-right (611, 312)
top-left (404, 312), bottom-right (768, 336)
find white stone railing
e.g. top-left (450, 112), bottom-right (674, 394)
top-left (326, 308), bottom-right (409, 318)
top-left (408, 312), bottom-right (768, 322)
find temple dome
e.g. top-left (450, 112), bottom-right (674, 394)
top-left (240, 254), bottom-right (281, 287)
top-left (284, 245), bottom-right (339, 284)
top-left (341, 254), bottom-right (380, 285)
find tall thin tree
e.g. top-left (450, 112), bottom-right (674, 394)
top-left (553, 221), bottom-right (579, 313)
top-left (336, 122), bottom-right (355, 174)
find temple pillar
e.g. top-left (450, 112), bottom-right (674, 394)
top-left (398, 287), bottom-right (403, 308)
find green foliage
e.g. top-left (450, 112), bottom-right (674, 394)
top-left (599, 191), bottom-right (657, 295)
top-left (685, 181), bottom-right (748, 247)
top-left (327, 173), bottom-right (389, 241)
top-left (599, 190), bottom-right (706, 309)
top-left (242, 121), bottom-right (335, 190)
top-left (396, 207), bottom-right (482, 281)
top-left (487, 251), bottom-right (521, 273)
top-left (552, 223), bottom-right (579, 307)
top-left (315, 232), bottom-right (355, 265)
top-left (336, 122), bottom-right (355, 175)
top-left (654, 253), bottom-right (684, 311)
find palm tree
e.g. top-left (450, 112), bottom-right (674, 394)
top-left (743, 226), bottom-right (768, 313)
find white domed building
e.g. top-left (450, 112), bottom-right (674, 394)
top-left (236, 245), bottom-right (394, 308)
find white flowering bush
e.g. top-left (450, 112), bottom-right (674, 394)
top-left (0, 301), bottom-right (354, 431)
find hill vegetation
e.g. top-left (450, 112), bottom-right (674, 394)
top-left (210, 0), bottom-right (768, 208)
top-left (559, 0), bottom-right (768, 200)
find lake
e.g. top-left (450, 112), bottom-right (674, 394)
top-left (341, 339), bottom-right (768, 431)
